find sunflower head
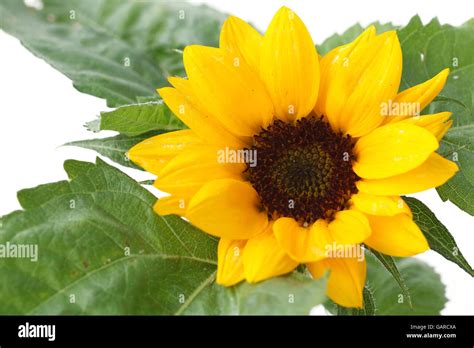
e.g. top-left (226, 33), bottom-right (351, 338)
top-left (128, 7), bottom-right (458, 308)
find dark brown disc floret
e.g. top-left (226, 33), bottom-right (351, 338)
top-left (245, 115), bottom-right (359, 224)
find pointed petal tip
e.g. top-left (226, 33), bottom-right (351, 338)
top-left (441, 67), bottom-right (450, 76)
top-left (383, 30), bottom-right (398, 38)
top-left (377, 30), bottom-right (400, 47)
top-left (277, 5), bottom-right (294, 13)
top-left (272, 6), bottom-right (301, 24)
top-left (221, 15), bottom-right (244, 30)
top-left (156, 86), bottom-right (171, 99)
top-left (366, 24), bottom-right (376, 32)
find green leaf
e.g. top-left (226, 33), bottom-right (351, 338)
top-left (77, 100), bottom-right (187, 169)
top-left (95, 101), bottom-right (185, 136)
top-left (360, 287), bottom-right (376, 315)
top-left (437, 170), bottom-right (474, 215)
top-left (17, 181), bottom-right (72, 210)
top-left (339, 287), bottom-right (377, 316)
top-left (404, 197), bottom-right (474, 276)
top-left (396, 16), bottom-right (474, 215)
top-left (327, 287), bottom-right (376, 316)
top-left (317, 21), bottom-right (397, 55)
top-left (65, 132), bottom-right (160, 170)
top-left (367, 247), bottom-right (413, 308)
top-left (366, 253), bottom-right (447, 315)
top-left (0, 158), bottom-right (327, 314)
top-left (1, 158), bottom-right (216, 314)
top-left (0, 0), bottom-right (225, 106)
top-left (181, 273), bottom-right (327, 315)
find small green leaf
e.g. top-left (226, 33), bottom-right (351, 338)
top-left (97, 101), bottom-right (186, 136)
top-left (65, 132), bottom-right (161, 170)
top-left (367, 253), bottom-right (447, 315)
top-left (367, 247), bottom-right (413, 308)
top-left (360, 287), bottom-right (376, 316)
top-left (77, 101), bottom-right (186, 168)
top-left (0, 0), bottom-right (226, 106)
top-left (76, 101), bottom-right (187, 169)
top-left (404, 197), bottom-right (474, 276)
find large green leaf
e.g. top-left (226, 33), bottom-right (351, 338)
top-left (0, 0), bottom-right (225, 106)
top-left (366, 254), bottom-right (447, 315)
top-left (0, 158), bottom-right (326, 314)
top-left (181, 273), bottom-right (327, 315)
top-left (404, 197), bottom-right (474, 276)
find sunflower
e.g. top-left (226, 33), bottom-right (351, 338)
top-left (128, 7), bottom-right (458, 308)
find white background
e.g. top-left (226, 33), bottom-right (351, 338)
top-left (0, 0), bottom-right (473, 314)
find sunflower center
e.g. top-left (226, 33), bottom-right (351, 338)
top-left (245, 115), bottom-right (359, 224)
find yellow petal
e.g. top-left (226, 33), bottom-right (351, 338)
top-left (216, 238), bottom-right (246, 286)
top-left (186, 179), bottom-right (268, 239)
top-left (308, 251), bottom-right (366, 308)
top-left (364, 213), bottom-right (429, 257)
top-left (183, 45), bottom-right (273, 136)
top-left (318, 29), bottom-right (402, 137)
top-left (399, 112), bottom-right (453, 141)
top-left (153, 195), bottom-right (188, 216)
top-left (353, 123), bottom-right (438, 179)
top-left (158, 86), bottom-right (244, 148)
top-left (273, 218), bottom-right (327, 263)
top-left (274, 210), bottom-right (370, 262)
top-left (260, 6), bottom-right (319, 122)
top-left (339, 32), bottom-right (402, 137)
top-left (220, 15), bottom-right (262, 71)
top-left (315, 26), bottom-right (376, 123)
top-left (168, 76), bottom-right (256, 146)
top-left (127, 130), bottom-right (201, 175)
top-left (243, 224), bottom-right (298, 283)
top-left (327, 209), bottom-right (371, 245)
top-left (356, 152), bottom-right (459, 195)
top-left (155, 146), bottom-right (244, 196)
top-left (167, 76), bottom-right (210, 117)
top-left (306, 259), bottom-right (327, 279)
top-left (351, 193), bottom-right (412, 216)
top-left (383, 69), bottom-right (449, 124)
